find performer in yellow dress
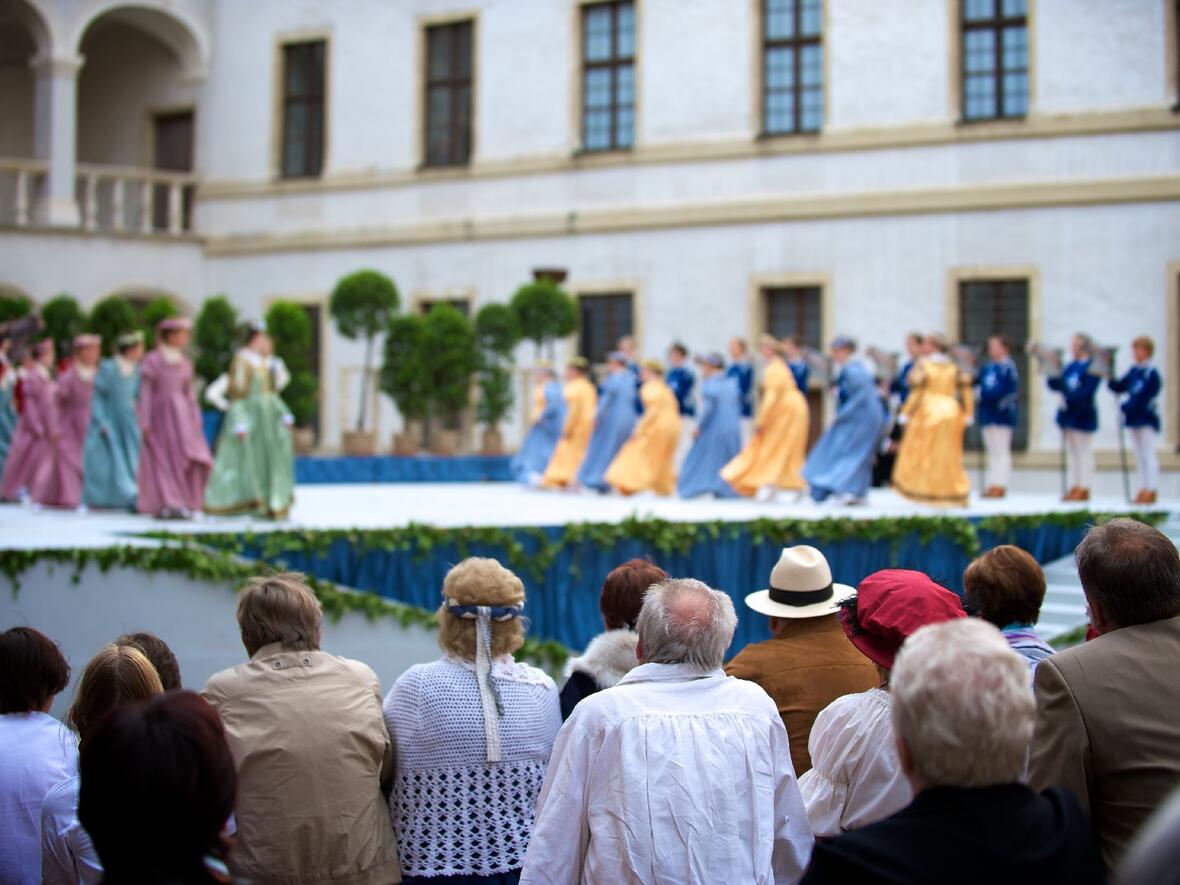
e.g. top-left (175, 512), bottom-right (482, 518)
top-left (605, 360), bottom-right (681, 496)
top-left (541, 357), bottom-right (597, 489)
top-left (891, 333), bottom-right (974, 506)
top-left (721, 335), bottom-right (809, 500)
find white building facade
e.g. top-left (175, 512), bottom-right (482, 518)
top-left (1, 0), bottom-right (1179, 490)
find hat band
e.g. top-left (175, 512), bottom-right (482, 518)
top-left (768, 583), bottom-right (834, 607)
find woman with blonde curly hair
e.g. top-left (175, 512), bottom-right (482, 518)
top-left (384, 558), bottom-right (561, 885)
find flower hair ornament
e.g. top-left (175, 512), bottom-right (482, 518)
top-left (446, 601), bottom-right (523, 763)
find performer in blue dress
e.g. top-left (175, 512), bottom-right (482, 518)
top-left (783, 336), bottom-right (810, 393)
top-left (82, 330), bottom-right (145, 510)
top-left (577, 352), bottom-right (639, 492)
top-left (512, 363), bottom-right (566, 485)
top-left (617, 334), bottom-right (643, 414)
top-left (1109, 335), bottom-right (1162, 504)
top-left (726, 337), bottom-right (755, 442)
top-left (677, 353), bottom-right (741, 499)
top-left (667, 342), bottom-right (696, 467)
top-left (803, 337), bottom-right (886, 505)
top-left (976, 335), bottom-right (1019, 498)
top-left (1047, 333), bottom-right (1100, 501)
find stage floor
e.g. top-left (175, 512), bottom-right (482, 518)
top-left (0, 482), bottom-right (1167, 550)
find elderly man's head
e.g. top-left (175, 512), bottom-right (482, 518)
top-left (1075, 518), bottom-right (1180, 633)
top-left (236, 573), bottom-right (323, 657)
top-left (891, 619), bottom-right (1033, 791)
top-left (636, 579), bottom-right (737, 671)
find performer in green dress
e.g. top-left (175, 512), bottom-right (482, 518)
top-left (83, 330), bottom-right (144, 510)
top-left (204, 325), bottom-right (295, 518)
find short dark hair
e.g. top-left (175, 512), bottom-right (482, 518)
top-left (600, 559), bottom-right (669, 630)
top-left (79, 691), bottom-right (237, 885)
top-left (117, 632), bottom-right (182, 691)
top-left (989, 334), bottom-right (1012, 354)
top-left (670, 342), bottom-right (688, 357)
top-left (963, 545), bottom-right (1046, 627)
top-left (0, 627), bottom-right (70, 713)
top-left (1076, 519), bottom-right (1180, 629)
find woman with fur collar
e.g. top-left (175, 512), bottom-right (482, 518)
top-left (559, 558), bottom-right (669, 719)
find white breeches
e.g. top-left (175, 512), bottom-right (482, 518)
top-left (1129, 426), bottom-right (1159, 492)
top-left (1064, 430), bottom-right (1094, 490)
top-left (675, 419), bottom-right (695, 470)
top-left (982, 425), bottom-right (1013, 489)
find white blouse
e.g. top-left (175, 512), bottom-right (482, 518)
top-left (41, 775), bottom-right (103, 885)
top-left (798, 688), bottom-right (913, 837)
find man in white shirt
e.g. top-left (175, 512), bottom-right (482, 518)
top-left (521, 578), bottom-right (814, 884)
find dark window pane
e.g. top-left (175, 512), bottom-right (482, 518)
top-left (428, 30), bottom-right (451, 79)
top-left (959, 280), bottom-right (1030, 450)
top-left (423, 21), bottom-right (473, 166)
top-left (765, 287), bottom-right (821, 349)
top-left (281, 41), bottom-right (325, 178)
top-left (579, 293), bottom-right (634, 366)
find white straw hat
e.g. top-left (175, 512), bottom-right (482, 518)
top-left (744, 545), bottom-right (857, 619)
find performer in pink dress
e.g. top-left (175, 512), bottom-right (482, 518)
top-left (0, 339), bottom-right (60, 503)
top-left (136, 318), bottom-right (212, 518)
top-left (52, 334), bottom-right (101, 509)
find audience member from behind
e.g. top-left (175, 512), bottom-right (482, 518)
top-left (521, 579), bottom-right (814, 884)
top-left (116, 631), bottom-right (182, 690)
top-left (726, 546), bottom-right (878, 776)
top-left (963, 545), bottom-right (1055, 675)
top-left (800, 570), bottom-right (965, 836)
top-left (559, 558), bottom-right (667, 718)
top-left (42, 643), bottom-right (164, 885)
top-left (79, 691), bottom-right (237, 885)
top-left (385, 558), bottom-right (560, 884)
top-left (1029, 518), bottom-right (1180, 872)
top-left (0, 627), bottom-right (74, 883)
top-left (802, 619), bottom-right (1103, 884)
top-left (202, 573), bottom-right (400, 885)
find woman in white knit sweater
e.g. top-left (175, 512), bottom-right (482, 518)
top-left (383, 558), bottom-right (561, 885)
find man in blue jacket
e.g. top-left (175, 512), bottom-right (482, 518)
top-left (977, 335), bottom-right (1019, 498)
top-left (1048, 333), bottom-right (1100, 502)
top-left (666, 342), bottom-right (696, 467)
top-left (1109, 335), bottom-right (1162, 504)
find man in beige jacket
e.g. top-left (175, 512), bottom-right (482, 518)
top-left (1029, 518), bottom-right (1180, 873)
top-left (202, 573), bottom-right (401, 885)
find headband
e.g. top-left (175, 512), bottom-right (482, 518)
top-left (446, 600), bottom-right (523, 763)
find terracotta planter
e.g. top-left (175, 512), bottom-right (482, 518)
top-left (392, 431), bottom-right (419, 456)
top-left (342, 430), bottom-right (376, 456)
top-left (480, 428), bottom-right (504, 455)
top-left (430, 429), bottom-right (460, 456)
top-left (292, 426), bottom-right (316, 455)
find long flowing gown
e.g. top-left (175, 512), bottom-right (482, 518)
top-left (512, 379), bottom-right (566, 483)
top-left (136, 346), bottom-right (212, 515)
top-left (0, 359), bottom-right (16, 474)
top-left (803, 359), bottom-right (887, 501)
top-left (677, 374), bottom-right (742, 498)
top-left (1, 367), bottom-right (63, 503)
top-left (577, 370), bottom-right (638, 492)
top-left (891, 356), bottom-right (974, 505)
top-left (541, 377), bottom-right (597, 488)
top-left (205, 351), bottom-right (295, 518)
top-left (605, 378), bottom-right (682, 495)
top-left (53, 365), bottom-right (95, 508)
top-left (721, 358), bottom-right (809, 496)
top-left (83, 357), bottom-right (141, 509)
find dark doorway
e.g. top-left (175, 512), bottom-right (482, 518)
top-left (152, 110), bottom-right (194, 231)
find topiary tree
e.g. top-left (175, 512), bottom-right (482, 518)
top-left (421, 304), bottom-right (478, 446)
top-left (0, 292), bottom-right (32, 324)
top-left (194, 296), bottom-right (239, 403)
top-left (40, 294), bottom-right (84, 358)
top-left (330, 269), bottom-right (400, 432)
top-left (380, 313), bottom-right (429, 437)
top-left (140, 297), bottom-right (179, 348)
top-left (508, 279), bottom-right (578, 360)
top-left (266, 300), bottom-right (319, 428)
top-left (86, 296), bottom-right (140, 356)
top-left (474, 303), bottom-right (521, 432)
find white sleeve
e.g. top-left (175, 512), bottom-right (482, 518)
top-left (798, 696), bottom-right (861, 838)
top-left (519, 718), bottom-right (593, 885)
top-left (770, 713), bottom-right (815, 883)
top-left (272, 356), bottom-right (291, 393)
top-left (205, 373), bottom-right (230, 412)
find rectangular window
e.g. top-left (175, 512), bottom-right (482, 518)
top-left (762, 0), bottom-right (823, 135)
top-left (959, 279), bottom-right (1030, 450)
top-left (764, 285), bottom-right (822, 448)
top-left (961, 0), bottom-right (1028, 121)
top-left (581, 1), bottom-right (635, 152)
top-left (578, 292), bottom-right (634, 366)
top-left (424, 21), bottom-right (473, 167)
top-left (281, 40), bottom-right (326, 178)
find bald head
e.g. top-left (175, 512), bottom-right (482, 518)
top-left (636, 579), bottom-right (738, 670)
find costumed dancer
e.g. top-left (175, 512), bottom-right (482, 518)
top-left (52, 334), bottom-right (101, 509)
top-left (0, 329), bottom-right (16, 473)
top-left (666, 341), bottom-right (696, 468)
top-left (540, 357), bottom-right (597, 489)
top-left (677, 352), bottom-right (741, 499)
top-left (803, 336), bottom-right (886, 505)
top-left (605, 359), bottom-right (681, 496)
top-left (783, 335), bottom-right (810, 393)
top-left (891, 333), bottom-right (974, 506)
top-left (511, 363), bottom-right (565, 485)
top-left (726, 337), bottom-right (755, 443)
top-left (875, 332), bottom-right (924, 486)
top-left (617, 334), bottom-right (643, 414)
top-left (1109, 335), bottom-right (1162, 504)
top-left (137, 317), bottom-right (212, 519)
top-left (83, 330), bottom-right (145, 510)
top-left (721, 334), bottom-right (809, 501)
top-left (976, 334), bottom-right (1019, 498)
top-left (1047, 333), bottom-right (1099, 502)
top-left (0, 340), bottom-right (60, 504)
top-left (576, 351), bottom-right (638, 493)
top-left (204, 325), bottom-right (295, 518)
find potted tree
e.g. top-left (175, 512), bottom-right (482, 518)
top-left (381, 313), bottom-right (428, 456)
top-left (40, 294), bottom-right (84, 363)
top-left (193, 295), bottom-right (239, 445)
top-left (140, 296), bottom-right (179, 348)
top-left (330, 269), bottom-right (399, 455)
top-left (265, 300), bottom-right (320, 454)
top-left (473, 303), bottom-right (521, 455)
top-left (86, 296), bottom-right (140, 355)
top-left (508, 278), bottom-right (578, 360)
top-left (421, 304), bottom-right (478, 455)
top-left (0, 292), bottom-right (32, 323)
